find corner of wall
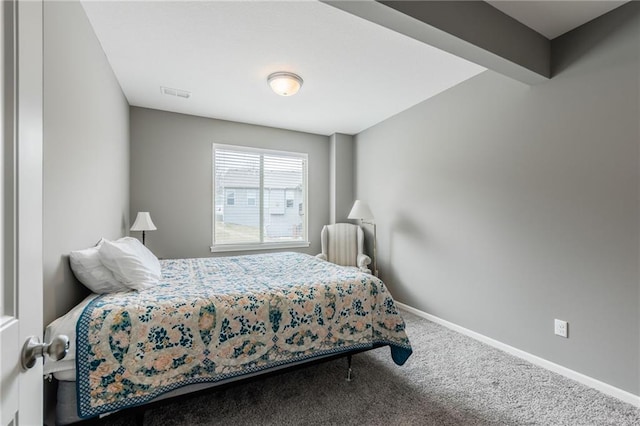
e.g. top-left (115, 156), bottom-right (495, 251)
top-left (329, 133), bottom-right (355, 223)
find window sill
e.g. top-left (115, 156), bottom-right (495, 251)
top-left (210, 241), bottom-right (310, 253)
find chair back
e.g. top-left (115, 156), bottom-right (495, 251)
top-left (320, 223), bottom-right (364, 267)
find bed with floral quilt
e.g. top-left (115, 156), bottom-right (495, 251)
top-left (51, 252), bottom-right (412, 421)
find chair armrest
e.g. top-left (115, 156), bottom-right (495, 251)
top-left (357, 254), bottom-right (371, 273)
top-left (316, 253), bottom-right (327, 261)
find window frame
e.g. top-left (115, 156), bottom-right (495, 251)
top-left (226, 190), bottom-right (235, 206)
top-left (247, 190), bottom-right (257, 206)
top-left (211, 143), bottom-right (310, 253)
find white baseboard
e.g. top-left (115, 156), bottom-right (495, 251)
top-left (396, 302), bottom-right (640, 408)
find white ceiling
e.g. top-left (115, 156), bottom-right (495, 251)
top-left (486, 0), bottom-right (629, 40)
top-left (81, 0), bottom-right (485, 136)
top-left (81, 1), bottom-right (628, 136)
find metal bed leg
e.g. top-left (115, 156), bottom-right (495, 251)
top-left (346, 354), bottom-right (353, 382)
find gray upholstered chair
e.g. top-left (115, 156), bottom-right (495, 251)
top-left (316, 223), bottom-right (372, 273)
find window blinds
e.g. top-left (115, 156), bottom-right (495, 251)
top-left (213, 145), bottom-right (307, 249)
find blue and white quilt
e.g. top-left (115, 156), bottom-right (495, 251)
top-left (76, 252), bottom-right (412, 417)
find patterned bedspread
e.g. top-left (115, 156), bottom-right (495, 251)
top-left (76, 252), bottom-right (412, 417)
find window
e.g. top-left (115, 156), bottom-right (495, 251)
top-left (286, 190), bottom-right (295, 208)
top-left (212, 144), bottom-right (309, 252)
top-left (247, 190), bottom-right (257, 206)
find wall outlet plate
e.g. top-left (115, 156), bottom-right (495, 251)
top-left (554, 319), bottom-right (568, 338)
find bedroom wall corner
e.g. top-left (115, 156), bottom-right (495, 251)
top-left (43, 0), bottom-right (130, 327)
top-left (329, 133), bottom-right (355, 224)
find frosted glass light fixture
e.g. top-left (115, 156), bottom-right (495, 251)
top-left (267, 71), bottom-right (303, 96)
top-left (130, 212), bottom-right (157, 245)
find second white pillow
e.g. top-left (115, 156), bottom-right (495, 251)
top-left (99, 237), bottom-right (162, 291)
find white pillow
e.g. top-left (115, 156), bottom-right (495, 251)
top-left (98, 237), bottom-right (161, 291)
top-left (69, 240), bottom-right (129, 293)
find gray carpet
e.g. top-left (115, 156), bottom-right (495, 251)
top-left (98, 310), bottom-right (640, 425)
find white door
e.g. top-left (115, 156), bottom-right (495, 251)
top-left (0, 0), bottom-right (44, 425)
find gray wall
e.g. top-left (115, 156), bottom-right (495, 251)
top-left (329, 133), bottom-right (355, 224)
top-left (354, 4), bottom-right (640, 394)
top-left (130, 107), bottom-right (329, 259)
top-left (43, 1), bottom-right (129, 325)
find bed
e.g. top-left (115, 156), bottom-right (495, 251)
top-left (45, 251), bottom-right (412, 424)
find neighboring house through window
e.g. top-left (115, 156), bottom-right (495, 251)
top-left (212, 143), bottom-right (309, 252)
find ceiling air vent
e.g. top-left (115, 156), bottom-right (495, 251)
top-left (160, 86), bottom-right (191, 99)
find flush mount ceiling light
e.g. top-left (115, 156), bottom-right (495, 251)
top-left (267, 72), bottom-right (303, 96)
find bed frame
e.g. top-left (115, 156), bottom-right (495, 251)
top-left (62, 346), bottom-right (381, 425)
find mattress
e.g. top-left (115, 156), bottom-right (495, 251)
top-left (44, 294), bottom-right (97, 381)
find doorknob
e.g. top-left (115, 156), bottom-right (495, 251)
top-left (20, 335), bottom-right (69, 370)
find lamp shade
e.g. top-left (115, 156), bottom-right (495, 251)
top-left (348, 200), bottom-right (374, 221)
top-left (130, 212), bottom-right (157, 231)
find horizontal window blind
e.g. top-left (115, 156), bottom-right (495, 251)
top-left (213, 144), bottom-right (308, 250)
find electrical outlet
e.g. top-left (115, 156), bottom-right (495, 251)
top-left (554, 319), bottom-right (568, 338)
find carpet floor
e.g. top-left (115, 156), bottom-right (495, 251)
top-left (97, 310), bottom-right (640, 425)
